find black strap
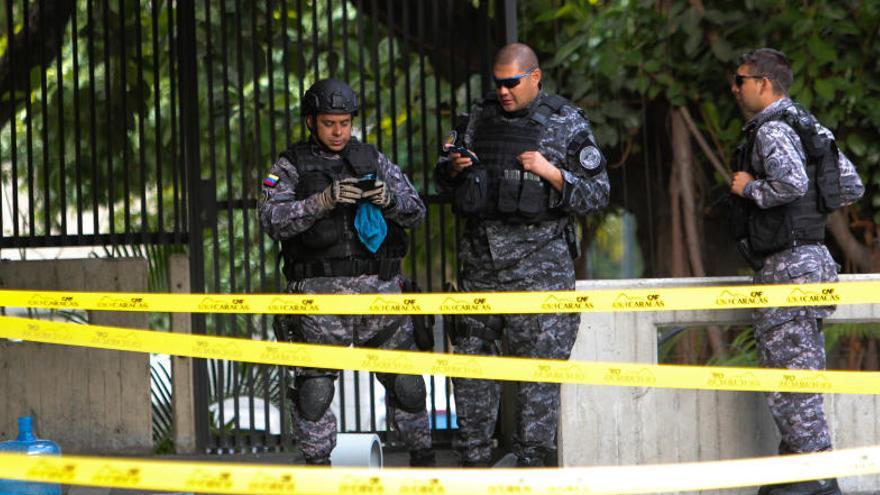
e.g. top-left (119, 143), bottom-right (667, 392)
top-left (529, 94), bottom-right (567, 126)
top-left (287, 258), bottom-right (400, 281)
top-left (461, 325), bottom-right (501, 342)
top-left (460, 314), bottom-right (503, 342)
top-left (361, 323), bottom-right (400, 349)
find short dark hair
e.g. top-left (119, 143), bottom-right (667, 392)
top-left (494, 43), bottom-right (539, 72)
top-left (738, 48), bottom-right (793, 95)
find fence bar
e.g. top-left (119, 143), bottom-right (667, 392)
top-left (134, 0), bottom-right (148, 237)
top-left (119, 0), bottom-right (131, 236)
top-left (5, 0), bottom-right (18, 237)
top-left (151, 0), bottom-right (164, 236)
top-left (38, 0), bottom-right (49, 238)
top-left (71, 6), bottom-right (82, 236)
top-left (176, 0), bottom-right (208, 452)
top-left (296, 0), bottom-right (305, 141)
top-left (169, 0), bottom-right (182, 242)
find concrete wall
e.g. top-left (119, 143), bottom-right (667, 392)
top-left (561, 274), bottom-right (880, 494)
top-left (0, 258), bottom-right (152, 454)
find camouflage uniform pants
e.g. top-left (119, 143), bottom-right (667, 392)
top-left (453, 235), bottom-right (580, 466)
top-left (754, 245), bottom-right (837, 454)
top-left (277, 274), bottom-right (432, 462)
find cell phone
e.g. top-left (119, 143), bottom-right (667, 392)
top-left (355, 174), bottom-right (376, 191)
top-left (442, 130), bottom-right (480, 164)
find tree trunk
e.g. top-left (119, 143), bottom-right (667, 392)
top-left (828, 210), bottom-right (876, 272)
top-left (670, 108), bottom-right (728, 361)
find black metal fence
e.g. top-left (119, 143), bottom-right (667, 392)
top-left (0, 0), bottom-right (512, 452)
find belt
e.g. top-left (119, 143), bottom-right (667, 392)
top-left (791, 239), bottom-right (823, 248)
top-left (287, 258), bottom-right (400, 281)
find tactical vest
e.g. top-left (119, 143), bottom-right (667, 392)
top-left (453, 93), bottom-right (568, 223)
top-left (729, 104), bottom-right (841, 256)
top-left (279, 139), bottom-right (408, 280)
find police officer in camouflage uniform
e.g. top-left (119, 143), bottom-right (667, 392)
top-left (729, 49), bottom-right (863, 495)
top-left (259, 78), bottom-right (435, 467)
top-left (435, 43), bottom-right (610, 467)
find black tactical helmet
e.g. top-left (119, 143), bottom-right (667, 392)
top-left (301, 78), bottom-right (359, 117)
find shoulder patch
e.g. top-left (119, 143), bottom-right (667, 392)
top-left (579, 146), bottom-right (603, 171)
top-left (263, 174), bottom-right (279, 187)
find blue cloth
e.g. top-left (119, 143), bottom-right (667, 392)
top-left (354, 202), bottom-right (387, 253)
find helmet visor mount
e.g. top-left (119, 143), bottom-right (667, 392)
top-left (302, 78), bottom-right (359, 118)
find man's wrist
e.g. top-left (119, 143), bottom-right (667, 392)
top-left (742, 180), bottom-right (756, 199)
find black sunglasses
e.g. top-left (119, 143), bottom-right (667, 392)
top-left (493, 66), bottom-right (538, 89)
top-left (734, 73), bottom-right (765, 87)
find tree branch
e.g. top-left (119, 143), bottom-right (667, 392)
top-left (679, 106), bottom-right (730, 182)
top-left (0, 0), bottom-right (77, 128)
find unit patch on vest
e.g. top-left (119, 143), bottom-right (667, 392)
top-left (579, 146), bottom-right (602, 171)
top-left (263, 174), bottom-right (280, 187)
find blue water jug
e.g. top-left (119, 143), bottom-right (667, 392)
top-left (0, 416), bottom-right (61, 495)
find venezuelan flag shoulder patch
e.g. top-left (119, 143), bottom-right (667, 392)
top-left (263, 174), bottom-right (279, 187)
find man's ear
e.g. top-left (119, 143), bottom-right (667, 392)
top-left (306, 115), bottom-right (314, 130)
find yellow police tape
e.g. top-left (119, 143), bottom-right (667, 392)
top-left (1, 446), bottom-right (879, 494)
top-left (2, 315), bottom-right (879, 394)
top-left (1, 280), bottom-right (876, 314)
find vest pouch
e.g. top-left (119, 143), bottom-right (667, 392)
top-left (496, 169), bottom-right (521, 215)
top-left (517, 172), bottom-right (549, 218)
top-left (814, 137), bottom-right (841, 213)
top-left (299, 217), bottom-right (339, 249)
top-left (748, 206), bottom-right (793, 255)
top-left (453, 166), bottom-right (491, 215)
top-left (296, 171), bottom-right (333, 198)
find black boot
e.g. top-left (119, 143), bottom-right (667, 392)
top-left (460, 458), bottom-right (490, 468)
top-left (305, 456), bottom-right (331, 466)
top-left (757, 483), bottom-right (787, 495)
top-left (515, 447), bottom-right (556, 468)
top-left (767, 479), bottom-right (840, 495)
top-left (409, 448), bottom-right (436, 467)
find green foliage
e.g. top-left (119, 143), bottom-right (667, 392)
top-left (587, 210), bottom-right (643, 278)
top-left (522, 0), bottom-right (880, 222)
top-left (661, 323), bottom-right (880, 369)
top-left (707, 326), bottom-right (759, 367)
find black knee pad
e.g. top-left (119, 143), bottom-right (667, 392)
top-left (393, 374), bottom-right (426, 413)
top-left (295, 376), bottom-right (335, 421)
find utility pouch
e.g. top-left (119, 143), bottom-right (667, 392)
top-left (497, 169), bottom-right (521, 214)
top-left (401, 278), bottom-right (436, 351)
top-left (272, 314), bottom-right (304, 343)
top-left (453, 166), bottom-right (491, 215)
top-left (813, 136), bottom-right (842, 213)
top-left (517, 172), bottom-right (548, 218)
top-left (299, 218), bottom-right (339, 248)
top-left (748, 206), bottom-right (793, 255)
top-left (564, 220), bottom-right (581, 260)
top-left (298, 172), bottom-right (339, 248)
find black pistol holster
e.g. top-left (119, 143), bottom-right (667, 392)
top-left (442, 283), bottom-right (503, 344)
top-left (401, 278), bottom-right (436, 351)
top-left (736, 238), bottom-right (765, 271)
top-left (564, 219), bottom-right (581, 260)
